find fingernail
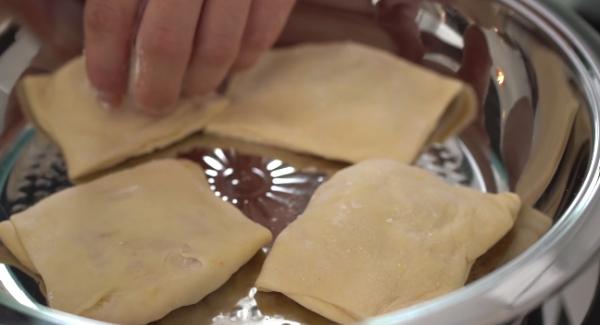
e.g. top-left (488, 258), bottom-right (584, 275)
top-left (97, 91), bottom-right (119, 111)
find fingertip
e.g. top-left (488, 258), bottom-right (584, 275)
top-left (84, 0), bottom-right (138, 110)
top-left (96, 88), bottom-right (122, 109)
top-left (232, 0), bottom-right (295, 72)
top-left (85, 57), bottom-right (126, 109)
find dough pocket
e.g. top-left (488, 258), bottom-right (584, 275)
top-left (0, 159), bottom-right (271, 325)
top-left (207, 41), bottom-right (477, 164)
top-left (256, 159), bottom-right (521, 323)
top-left (18, 58), bottom-right (228, 181)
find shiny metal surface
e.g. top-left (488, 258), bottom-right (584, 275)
top-left (0, 0), bottom-right (599, 324)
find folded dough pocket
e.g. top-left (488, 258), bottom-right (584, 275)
top-left (255, 159), bottom-right (520, 324)
top-left (207, 42), bottom-right (477, 164)
top-left (469, 205), bottom-right (552, 281)
top-left (18, 57), bottom-right (228, 181)
top-left (0, 159), bottom-right (271, 325)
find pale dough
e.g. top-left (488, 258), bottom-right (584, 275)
top-left (256, 159), bottom-right (520, 323)
top-left (18, 57), bottom-right (228, 181)
top-left (514, 46), bottom-right (579, 205)
top-left (0, 159), bottom-right (271, 325)
top-left (535, 110), bottom-right (589, 217)
top-left (207, 42), bottom-right (476, 164)
top-left (469, 205), bottom-right (552, 282)
top-left (156, 252), bottom-right (330, 325)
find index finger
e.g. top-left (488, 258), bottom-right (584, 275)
top-left (232, 0), bottom-right (296, 70)
top-left (84, 0), bottom-right (139, 107)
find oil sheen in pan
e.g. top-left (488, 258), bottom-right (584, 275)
top-left (0, 130), bottom-right (502, 324)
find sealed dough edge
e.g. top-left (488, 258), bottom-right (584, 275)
top-left (17, 58), bottom-right (229, 182)
top-left (0, 220), bottom-right (37, 277)
top-left (288, 293), bottom-right (358, 324)
top-left (0, 220), bottom-right (37, 273)
top-left (16, 74), bottom-right (52, 144)
top-left (468, 205), bottom-right (552, 281)
top-left (430, 84), bottom-right (478, 143)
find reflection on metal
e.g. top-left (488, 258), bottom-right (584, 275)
top-left (416, 138), bottom-right (482, 189)
top-left (212, 288), bottom-right (301, 325)
top-left (179, 148), bottom-right (326, 237)
top-left (0, 266), bottom-right (38, 309)
top-left (497, 68), bottom-right (506, 86)
top-left (4, 136), bottom-right (71, 215)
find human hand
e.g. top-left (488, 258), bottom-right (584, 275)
top-left (84, 0), bottom-right (296, 114)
